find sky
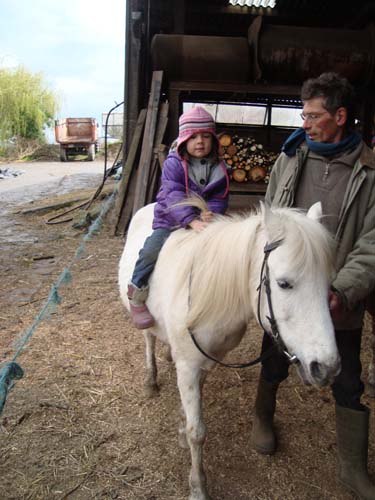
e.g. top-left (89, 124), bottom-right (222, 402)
top-left (0, 0), bottom-right (125, 141)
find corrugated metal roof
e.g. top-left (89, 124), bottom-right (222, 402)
top-left (229, 0), bottom-right (277, 7)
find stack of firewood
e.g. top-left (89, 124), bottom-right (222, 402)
top-left (219, 133), bottom-right (279, 184)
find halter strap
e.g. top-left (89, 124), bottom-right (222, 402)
top-left (257, 239), bottom-right (298, 364)
top-left (187, 238), bottom-right (297, 369)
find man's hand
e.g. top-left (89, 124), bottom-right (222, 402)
top-left (329, 290), bottom-right (341, 311)
top-left (329, 290), bottom-right (343, 321)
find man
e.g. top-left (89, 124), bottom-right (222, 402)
top-left (250, 72), bottom-right (375, 499)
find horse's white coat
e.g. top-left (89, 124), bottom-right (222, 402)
top-left (119, 201), bottom-right (340, 500)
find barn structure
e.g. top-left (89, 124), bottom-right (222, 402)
top-left (115, 0), bottom-right (375, 233)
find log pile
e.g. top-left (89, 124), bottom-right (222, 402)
top-left (219, 133), bottom-right (279, 184)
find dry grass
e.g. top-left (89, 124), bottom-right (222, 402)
top-left (0, 192), bottom-right (375, 499)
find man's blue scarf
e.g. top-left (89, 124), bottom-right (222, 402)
top-left (281, 127), bottom-right (362, 157)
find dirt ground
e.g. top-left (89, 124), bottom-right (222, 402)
top-left (1, 163), bottom-right (375, 500)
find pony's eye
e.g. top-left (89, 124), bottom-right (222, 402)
top-left (277, 280), bottom-right (293, 290)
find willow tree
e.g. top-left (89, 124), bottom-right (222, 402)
top-left (0, 66), bottom-right (59, 142)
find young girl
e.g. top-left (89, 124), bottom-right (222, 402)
top-left (127, 106), bottom-right (230, 329)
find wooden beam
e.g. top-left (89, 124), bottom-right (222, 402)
top-left (146, 102), bottom-right (169, 204)
top-left (132, 70), bottom-right (163, 215)
top-left (114, 108), bottom-right (147, 236)
top-left (123, 0), bottom-right (143, 157)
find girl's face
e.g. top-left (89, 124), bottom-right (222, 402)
top-left (186, 132), bottom-right (213, 158)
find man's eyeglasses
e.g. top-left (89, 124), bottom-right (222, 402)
top-left (300, 111), bottom-right (329, 122)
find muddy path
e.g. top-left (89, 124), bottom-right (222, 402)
top-left (0, 164), bottom-right (374, 499)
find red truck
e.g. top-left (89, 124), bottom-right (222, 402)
top-left (54, 117), bottom-right (99, 161)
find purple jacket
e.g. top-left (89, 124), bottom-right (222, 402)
top-left (153, 152), bottom-right (230, 230)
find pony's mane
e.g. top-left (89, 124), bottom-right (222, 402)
top-left (171, 208), bottom-right (262, 330)
top-left (167, 201), bottom-right (335, 331)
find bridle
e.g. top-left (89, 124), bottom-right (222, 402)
top-left (256, 240), bottom-right (298, 365)
top-left (188, 239), bottom-right (299, 368)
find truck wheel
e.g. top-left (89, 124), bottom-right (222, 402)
top-left (87, 144), bottom-right (95, 161)
top-left (60, 147), bottom-right (67, 162)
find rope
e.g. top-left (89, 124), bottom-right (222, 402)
top-left (0, 186), bottom-right (118, 415)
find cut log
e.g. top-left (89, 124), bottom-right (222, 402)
top-left (232, 168), bottom-right (247, 183)
top-left (219, 134), bottom-right (232, 147)
top-left (227, 144), bottom-right (237, 156)
top-left (249, 166), bottom-right (267, 182)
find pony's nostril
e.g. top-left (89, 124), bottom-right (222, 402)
top-left (310, 360), bottom-right (323, 381)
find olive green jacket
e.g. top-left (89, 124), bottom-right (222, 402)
top-left (265, 142), bottom-right (375, 311)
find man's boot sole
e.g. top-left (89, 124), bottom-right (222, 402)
top-left (250, 439), bottom-right (276, 455)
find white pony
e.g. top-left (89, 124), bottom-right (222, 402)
top-left (119, 200), bottom-right (340, 500)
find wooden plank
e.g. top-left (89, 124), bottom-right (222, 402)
top-left (146, 144), bottom-right (169, 205)
top-left (229, 180), bottom-right (267, 194)
top-left (132, 70), bottom-right (163, 215)
top-left (169, 80), bottom-right (301, 96)
top-left (123, 0), bottom-right (142, 157)
top-left (113, 108), bottom-right (147, 236)
top-left (157, 144), bottom-right (168, 169)
top-left (154, 102), bottom-right (169, 151)
top-left (117, 165), bottom-right (139, 236)
top-left (167, 88), bottom-right (181, 144)
top-left (146, 102), bottom-right (169, 204)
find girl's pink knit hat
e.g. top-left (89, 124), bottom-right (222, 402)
top-left (176, 106), bottom-right (218, 155)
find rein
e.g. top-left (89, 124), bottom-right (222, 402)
top-left (188, 331), bottom-right (276, 369)
top-left (188, 239), bottom-right (298, 369)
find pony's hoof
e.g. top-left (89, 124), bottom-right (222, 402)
top-left (189, 490), bottom-right (212, 500)
top-left (144, 383), bottom-right (159, 398)
top-left (164, 346), bottom-right (173, 362)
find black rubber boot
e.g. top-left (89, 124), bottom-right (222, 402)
top-left (336, 404), bottom-right (375, 500)
top-left (250, 376), bottom-right (279, 455)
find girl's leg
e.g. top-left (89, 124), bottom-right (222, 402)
top-left (128, 228), bottom-right (171, 329)
top-left (131, 228), bottom-right (171, 288)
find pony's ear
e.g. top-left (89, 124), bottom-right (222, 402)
top-left (306, 202), bottom-right (322, 222)
top-left (259, 200), bottom-right (266, 215)
top-left (259, 200), bottom-right (271, 218)
top-left (260, 201), bottom-right (280, 240)
top-left (259, 201), bottom-right (271, 226)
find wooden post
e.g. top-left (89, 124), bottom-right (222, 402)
top-left (132, 70), bottom-right (163, 214)
top-left (114, 109), bottom-right (147, 236)
top-left (123, 0), bottom-right (144, 158)
top-left (146, 102), bottom-right (169, 204)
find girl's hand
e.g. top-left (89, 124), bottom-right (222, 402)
top-left (201, 210), bottom-right (213, 222)
top-left (189, 219), bottom-right (208, 232)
